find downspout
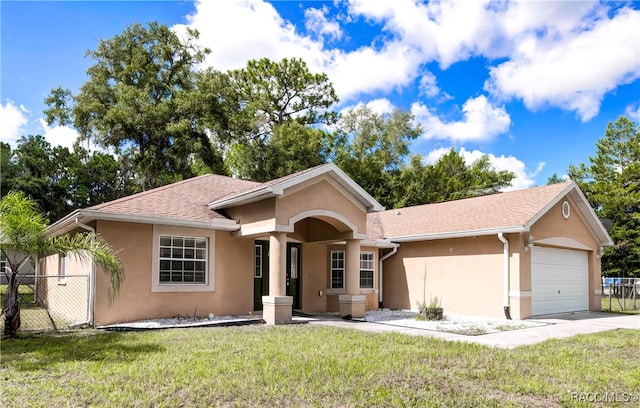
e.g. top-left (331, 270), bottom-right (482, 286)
top-left (497, 233), bottom-right (512, 320)
top-left (378, 246), bottom-right (398, 308)
top-left (74, 219), bottom-right (95, 327)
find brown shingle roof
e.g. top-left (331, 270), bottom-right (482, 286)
top-left (367, 182), bottom-right (572, 240)
top-left (89, 174), bottom-right (260, 223)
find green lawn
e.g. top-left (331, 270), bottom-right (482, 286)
top-left (0, 283), bottom-right (37, 305)
top-left (602, 296), bottom-right (640, 315)
top-left (2, 325), bottom-right (639, 407)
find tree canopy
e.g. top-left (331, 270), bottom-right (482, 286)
top-left (2, 135), bottom-right (135, 222)
top-left (44, 22), bottom-right (220, 190)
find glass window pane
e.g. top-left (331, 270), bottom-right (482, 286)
top-left (158, 235), bottom-right (207, 284)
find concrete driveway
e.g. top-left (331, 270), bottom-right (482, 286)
top-left (304, 312), bottom-right (639, 349)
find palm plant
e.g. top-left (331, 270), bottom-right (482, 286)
top-left (1, 191), bottom-right (124, 337)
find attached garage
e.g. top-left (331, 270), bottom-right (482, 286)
top-left (531, 246), bottom-right (589, 316)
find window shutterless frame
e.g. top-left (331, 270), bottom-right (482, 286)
top-left (330, 250), bottom-right (345, 289)
top-left (158, 235), bottom-right (208, 284)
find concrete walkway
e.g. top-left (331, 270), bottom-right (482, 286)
top-left (298, 312), bottom-right (639, 349)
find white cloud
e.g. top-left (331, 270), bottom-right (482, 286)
top-left (176, 0), bottom-right (640, 119)
top-left (485, 6), bottom-right (640, 122)
top-left (625, 103), bottom-right (640, 122)
top-left (418, 71), bottom-right (439, 98)
top-left (38, 119), bottom-right (80, 150)
top-left (0, 100), bottom-right (28, 146)
top-left (174, 0), bottom-right (324, 72)
top-left (174, 0), bottom-right (424, 103)
top-left (305, 6), bottom-right (342, 42)
top-left (424, 147), bottom-right (543, 191)
top-left (412, 95), bottom-right (510, 142)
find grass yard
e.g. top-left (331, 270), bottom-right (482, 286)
top-left (601, 296), bottom-right (640, 315)
top-left (2, 325), bottom-right (639, 407)
top-left (0, 284), bottom-right (36, 305)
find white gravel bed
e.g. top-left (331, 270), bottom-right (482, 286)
top-left (98, 314), bottom-right (259, 330)
top-left (365, 309), bottom-right (548, 335)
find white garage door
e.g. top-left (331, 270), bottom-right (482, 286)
top-left (531, 246), bottom-right (588, 316)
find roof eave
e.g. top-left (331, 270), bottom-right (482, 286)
top-left (208, 187), bottom-right (277, 210)
top-left (46, 209), bottom-right (240, 236)
top-left (387, 226), bottom-right (526, 242)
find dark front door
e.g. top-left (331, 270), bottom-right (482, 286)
top-left (253, 241), bottom-right (269, 311)
top-left (286, 243), bottom-right (302, 309)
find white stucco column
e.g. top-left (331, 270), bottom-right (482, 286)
top-left (345, 239), bottom-right (361, 295)
top-left (263, 231), bottom-right (292, 325)
top-left (340, 238), bottom-right (366, 318)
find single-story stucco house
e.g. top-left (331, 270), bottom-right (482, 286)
top-left (42, 163), bottom-right (612, 325)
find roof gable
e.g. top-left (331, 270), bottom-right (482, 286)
top-left (208, 163), bottom-right (384, 212)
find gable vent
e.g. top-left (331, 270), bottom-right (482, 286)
top-left (562, 201), bottom-right (571, 219)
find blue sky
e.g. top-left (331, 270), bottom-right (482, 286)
top-left (2, 1), bottom-right (639, 189)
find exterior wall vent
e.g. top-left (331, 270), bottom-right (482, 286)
top-left (562, 201), bottom-right (571, 219)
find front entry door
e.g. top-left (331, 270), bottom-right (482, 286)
top-left (286, 243), bottom-right (302, 309)
top-left (253, 240), bottom-right (301, 311)
top-left (253, 241), bottom-right (269, 311)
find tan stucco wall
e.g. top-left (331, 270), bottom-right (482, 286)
top-left (226, 198), bottom-right (276, 225)
top-left (301, 242), bottom-right (327, 313)
top-left (530, 195), bottom-right (602, 313)
top-left (93, 221), bottom-right (254, 325)
top-left (383, 236), bottom-right (507, 319)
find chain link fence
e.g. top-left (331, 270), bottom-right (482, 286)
top-left (601, 277), bottom-right (640, 312)
top-left (1, 275), bottom-right (90, 333)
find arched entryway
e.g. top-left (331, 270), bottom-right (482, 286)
top-left (255, 210), bottom-right (367, 325)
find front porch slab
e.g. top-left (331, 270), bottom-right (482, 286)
top-left (262, 296), bottom-right (293, 325)
top-left (339, 295), bottom-right (366, 318)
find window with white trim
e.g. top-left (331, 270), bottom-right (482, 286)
top-left (360, 252), bottom-right (375, 288)
top-left (159, 235), bottom-right (208, 284)
top-left (254, 244), bottom-right (262, 278)
top-left (330, 250), bottom-right (344, 289)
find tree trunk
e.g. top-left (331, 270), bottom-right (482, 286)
top-left (3, 272), bottom-right (21, 337)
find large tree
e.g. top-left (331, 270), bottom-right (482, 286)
top-left (331, 106), bottom-right (422, 208)
top-left (224, 58), bottom-right (339, 180)
top-left (1, 191), bottom-right (124, 337)
top-left (568, 116), bottom-right (640, 277)
top-left (5, 135), bottom-right (134, 221)
top-left (44, 22), bottom-right (222, 190)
